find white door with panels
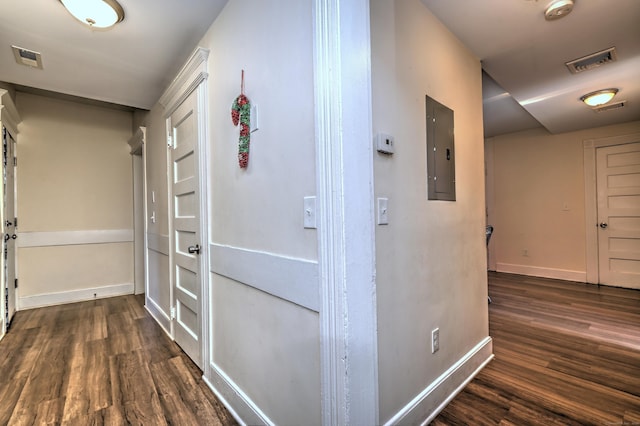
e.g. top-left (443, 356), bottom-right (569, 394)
top-left (2, 127), bottom-right (17, 329)
top-left (596, 142), bottom-right (640, 288)
top-left (169, 90), bottom-right (203, 368)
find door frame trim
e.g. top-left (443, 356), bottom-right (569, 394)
top-left (128, 126), bottom-right (147, 295)
top-left (583, 132), bottom-right (640, 284)
top-left (0, 89), bottom-right (21, 338)
top-left (162, 47), bottom-right (210, 370)
top-left (313, 0), bottom-right (379, 424)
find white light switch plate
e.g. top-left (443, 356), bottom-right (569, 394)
top-left (304, 196), bottom-right (317, 229)
top-left (377, 198), bottom-right (389, 225)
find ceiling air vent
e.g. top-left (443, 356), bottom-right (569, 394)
top-left (11, 45), bottom-right (43, 70)
top-left (565, 47), bottom-right (617, 74)
top-left (593, 101), bottom-right (626, 113)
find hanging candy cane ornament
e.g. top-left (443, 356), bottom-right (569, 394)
top-left (231, 70), bottom-right (251, 168)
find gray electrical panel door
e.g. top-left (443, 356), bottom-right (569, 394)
top-left (426, 95), bottom-right (456, 201)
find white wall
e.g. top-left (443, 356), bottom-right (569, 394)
top-left (486, 120), bottom-right (640, 281)
top-left (16, 92), bottom-right (134, 308)
top-left (202, 2), bottom-right (319, 424)
top-left (371, 0), bottom-right (492, 422)
top-left (143, 1), bottom-right (320, 424)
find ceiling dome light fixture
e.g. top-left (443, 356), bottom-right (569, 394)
top-left (544, 0), bottom-right (574, 20)
top-left (580, 88), bottom-right (619, 107)
top-left (60, 0), bottom-right (125, 29)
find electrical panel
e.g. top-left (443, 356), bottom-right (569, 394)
top-left (426, 95), bottom-right (456, 201)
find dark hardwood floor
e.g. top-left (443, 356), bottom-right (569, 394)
top-left (3, 274), bottom-right (639, 425)
top-left (433, 272), bottom-right (640, 425)
top-left (0, 294), bottom-right (237, 425)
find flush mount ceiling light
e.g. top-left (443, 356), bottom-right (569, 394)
top-left (59, 0), bottom-right (125, 29)
top-left (580, 88), bottom-right (619, 107)
top-left (544, 0), bottom-right (574, 20)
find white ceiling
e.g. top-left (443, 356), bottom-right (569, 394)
top-left (0, 0), bottom-right (227, 110)
top-left (423, 0), bottom-right (640, 137)
top-left (2, 0), bottom-right (638, 135)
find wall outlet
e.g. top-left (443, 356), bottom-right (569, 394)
top-left (432, 328), bottom-right (440, 354)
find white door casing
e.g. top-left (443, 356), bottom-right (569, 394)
top-left (596, 142), bottom-right (640, 288)
top-left (169, 89), bottom-right (204, 368)
top-left (0, 90), bottom-right (20, 339)
top-left (128, 127), bottom-right (147, 296)
top-left (3, 128), bottom-right (16, 327)
top-left (313, 0), bottom-right (379, 424)
top-left (584, 132), bottom-right (640, 285)
top-left (159, 47), bottom-right (209, 374)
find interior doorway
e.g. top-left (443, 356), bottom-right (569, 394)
top-left (584, 132), bottom-right (640, 288)
top-left (168, 89), bottom-right (205, 368)
top-left (2, 127), bottom-right (17, 330)
top-left (596, 142), bottom-right (640, 288)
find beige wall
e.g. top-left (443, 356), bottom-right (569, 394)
top-left (16, 92), bottom-right (133, 302)
top-left (371, 0), bottom-right (490, 422)
top-left (486, 120), bottom-right (640, 280)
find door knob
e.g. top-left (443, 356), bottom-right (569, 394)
top-left (599, 222), bottom-right (608, 229)
top-left (187, 244), bottom-right (201, 254)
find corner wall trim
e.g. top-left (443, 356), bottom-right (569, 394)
top-left (204, 363), bottom-right (275, 426)
top-left (17, 229), bottom-right (133, 248)
top-left (145, 296), bottom-right (172, 337)
top-left (209, 244), bottom-right (319, 312)
top-left (18, 282), bottom-right (133, 310)
top-left (383, 337), bottom-right (494, 426)
top-left (496, 263), bottom-right (586, 282)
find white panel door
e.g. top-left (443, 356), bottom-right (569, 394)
top-left (2, 128), bottom-right (16, 328)
top-left (169, 90), bottom-right (203, 367)
top-left (596, 142), bottom-right (640, 288)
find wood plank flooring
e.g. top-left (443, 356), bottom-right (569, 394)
top-left (433, 272), bottom-right (640, 425)
top-left (0, 295), bottom-right (237, 426)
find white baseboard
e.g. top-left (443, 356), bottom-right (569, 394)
top-left (18, 283), bottom-right (134, 310)
top-left (384, 337), bottom-right (494, 426)
top-left (496, 263), bottom-right (586, 282)
top-left (204, 363), bottom-right (274, 426)
top-left (145, 296), bottom-right (172, 337)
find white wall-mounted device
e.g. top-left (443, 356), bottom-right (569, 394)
top-left (375, 133), bottom-right (395, 155)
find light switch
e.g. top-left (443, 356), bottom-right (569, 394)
top-left (304, 196), bottom-right (317, 229)
top-left (377, 198), bottom-right (389, 225)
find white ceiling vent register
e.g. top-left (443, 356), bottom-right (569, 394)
top-left (565, 47), bottom-right (617, 74)
top-left (593, 101), bottom-right (626, 113)
top-left (12, 46), bottom-right (43, 69)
